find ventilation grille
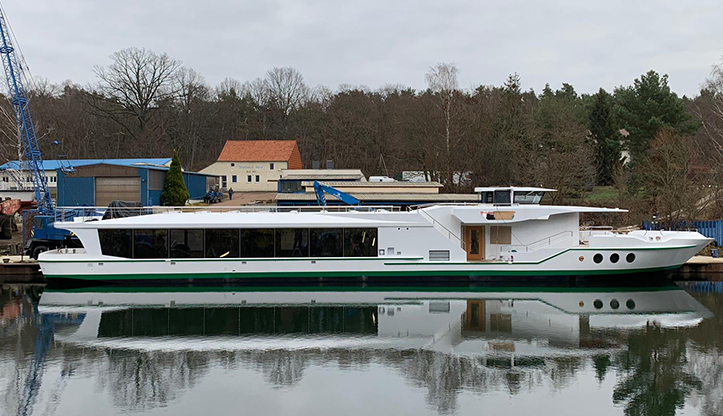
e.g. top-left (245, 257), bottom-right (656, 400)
top-left (429, 250), bottom-right (450, 261)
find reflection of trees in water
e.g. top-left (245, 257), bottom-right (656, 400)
top-left (612, 325), bottom-right (701, 416)
top-left (100, 350), bottom-right (210, 411)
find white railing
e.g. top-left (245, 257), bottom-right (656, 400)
top-left (415, 207), bottom-right (466, 249)
top-left (53, 205), bottom-right (403, 223)
top-left (501, 230), bottom-right (574, 253)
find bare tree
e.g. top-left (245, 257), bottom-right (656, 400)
top-left (91, 47), bottom-right (181, 138)
top-left (264, 67), bottom-right (309, 116)
top-left (426, 62), bottom-right (459, 189)
top-left (215, 77), bottom-right (244, 100)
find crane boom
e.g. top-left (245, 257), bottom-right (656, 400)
top-left (0, 7), bottom-right (52, 214)
top-left (313, 181), bottom-right (360, 206)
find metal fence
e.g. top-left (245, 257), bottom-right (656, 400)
top-left (642, 219), bottom-right (723, 246)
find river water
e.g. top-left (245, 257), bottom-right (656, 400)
top-left (1, 279), bottom-right (722, 416)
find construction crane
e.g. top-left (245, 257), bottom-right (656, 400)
top-left (0, 5), bottom-right (73, 257)
top-left (313, 181), bottom-right (360, 206)
top-left (0, 7), bottom-right (52, 213)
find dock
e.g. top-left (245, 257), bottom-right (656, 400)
top-left (0, 255), bottom-right (41, 284)
top-left (1, 255), bottom-right (723, 284)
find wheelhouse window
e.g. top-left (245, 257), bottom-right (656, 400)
top-left (275, 229), bottom-right (309, 257)
top-left (99, 229), bottom-right (132, 258)
top-left (513, 191), bottom-right (545, 204)
top-left (170, 229), bottom-right (204, 258)
top-left (205, 229), bottom-right (239, 258)
top-left (310, 228), bottom-right (343, 257)
top-left (240, 229), bottom-right (274, 257)
top-left (133, 229), bottom-right (168, 259)
top-left (344, 228), bottom-right (377, 257)
top-left (493, 190), bottom-right (512, 206)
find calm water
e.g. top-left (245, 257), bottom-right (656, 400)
top-left (1, 280), bottom-right (722, 416)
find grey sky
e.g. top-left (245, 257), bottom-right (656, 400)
top-left (5, 0), bottom-right (723, 97)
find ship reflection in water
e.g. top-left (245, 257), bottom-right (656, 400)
top-left (2, 280), bottom-right (723, 416)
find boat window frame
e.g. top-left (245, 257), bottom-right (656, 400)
top-left (96, 227), bottom-right (380, 260)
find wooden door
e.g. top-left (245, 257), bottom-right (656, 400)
top-left (464, 226), bottom-right (484, 261)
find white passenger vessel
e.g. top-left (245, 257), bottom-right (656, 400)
top-left (38, 187), bottom-right (711, 282)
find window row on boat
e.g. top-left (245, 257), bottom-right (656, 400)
top-left (98, 228), bottom-right (378, 259)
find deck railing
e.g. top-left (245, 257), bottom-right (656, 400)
top-left (53, 205), bottom-right (404, 223)
top-left (501, 230), bottom-right (574, 253)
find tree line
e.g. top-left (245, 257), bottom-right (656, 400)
top-left (2, 47), bottom-right (723, 222)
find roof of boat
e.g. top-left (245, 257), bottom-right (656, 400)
top-left (54, 203), bottom-right (626, 229)
top-left (474, 186), bottom-right (556, 193)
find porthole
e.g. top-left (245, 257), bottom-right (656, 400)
top-left (579, 301), bottom-right (585, 308)
top-left (610, 299), bottom-right (620, 309)
top-left (593, 253), bottom-right (603, 264)
top-left (626, 299), bottom-right (636, 310)
top-left (610, 253), bottom-right (620, 263)
top-left (626, 253), bottom-right (636, 263)
top-left (593, 299), bottom-right (603, 309)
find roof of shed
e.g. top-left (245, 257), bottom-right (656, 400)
top-left (0, 158), bottom-right (172, 171)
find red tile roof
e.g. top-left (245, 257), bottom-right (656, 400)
top-left (217, 140), bottom-right (302, 168)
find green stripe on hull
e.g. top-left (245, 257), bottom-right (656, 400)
top-left (44, 265), bottom-right (681, 280)
top-left (45, 285), bottom-right (682, 294)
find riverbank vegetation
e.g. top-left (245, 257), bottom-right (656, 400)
top-left (2, 47), bottom-right (723, 224)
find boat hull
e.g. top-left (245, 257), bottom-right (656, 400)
top-left (39, 244), bottom-right (700, 284)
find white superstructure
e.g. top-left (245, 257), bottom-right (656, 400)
top-left (38, 187), bottom-right (711, 282)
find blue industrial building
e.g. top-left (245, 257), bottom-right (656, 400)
top-left (49, 159), bottom-right (217, 207)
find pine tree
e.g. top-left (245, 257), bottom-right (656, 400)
top-left (614, 71), bottom-right (698, 165)
top-left (588, 88), bottom-right (620, 185)
top-left (160, 151), bottom-right (189, 206)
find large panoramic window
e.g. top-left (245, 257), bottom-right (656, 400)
top-left (310, 228), bottom-right (343, 257)
top-left (205, 229), bottom-right (239, 258)
top-left (240, 229), bottom-right (275, 257)
top-left (133, 229), bottom-right (168, 259)
top-left (170, 229), bottom-right (204, 258)
top-left (99, 229), bottom-right (132, 258)
top-left (513, 191), bottom-right (545, 205)
top-left (344, 228), bottom-right (378, 257)
top-left (275, 229), bottom-right (309, 257)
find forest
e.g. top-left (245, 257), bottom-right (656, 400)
top-left (1, 47), bottom-right (723, 223)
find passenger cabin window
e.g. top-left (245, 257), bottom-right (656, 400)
top-left (170, 229), bottom-right (203, 258)
top-left (241, 229), bottom-right (274, 257)
top-left (514, 191), bottom-right (545, 204)
top-left (134, 229), bottom-right (168, 259)
top-left (205, 229), bottom-right (239, 258)
top-left (344, 228), bottom-right (378, 257)
top-left (97, 228), bottom-right (379, 259)
top-left (99, 229), bottom-right (132, 258)
top-left (310, 228), bottom-right (343, 257)
top-left (275, 229), bottom-right (309, 257)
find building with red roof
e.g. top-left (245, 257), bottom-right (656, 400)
top-left (200, 140), bottom-right (302, 191)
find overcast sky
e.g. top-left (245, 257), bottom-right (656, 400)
top-left (5, 0), bottom-right (723, 97)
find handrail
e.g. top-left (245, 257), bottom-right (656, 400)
top-left (502, 230), bottom-right (574, 253)
top-left (53, 205), bottom-right (403, 223)
top-left (416, 208), bottom-right (466, 249)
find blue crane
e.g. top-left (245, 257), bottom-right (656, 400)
top-left (313, 181), bottom-right (360, 206)
top-left (0, 8), bottom-right (52, 213)
top-left (0, 6), bottom-right (74, 257)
